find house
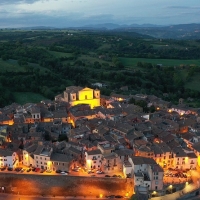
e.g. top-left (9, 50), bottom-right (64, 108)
top-left (151, 142), bottom-right (172, 169)
top-left (55, 86), bottom-right (100, 109)
top-left (129, 156), bottom-right (164, 194)
top-left (110, 93), bottom-right (130, 102)
top-left (22, 143), bottom-right (38, 167)
top-left (191, 142), bottom-right (200, 166)
top-left (102, 152), bottom-right (121, 173)
top-left (85, 149), bottom-right (103, 170)
top-left (0, 149), bottom-right (19, 168)
top-left (97, 141), bottom-right (115, 155)
top-left (33, 143), bottom-right (53, 170)
top-left (50, 153), bottom-right (74, 171)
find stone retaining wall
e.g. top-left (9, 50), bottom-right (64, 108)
top-left (0, 174), bottom-right (133, 197)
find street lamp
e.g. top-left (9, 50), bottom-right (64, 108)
top-left (169, 185), bottom-right (173, 194)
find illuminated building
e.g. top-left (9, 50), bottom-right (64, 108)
top-left (0, 149), bottom-right (19, 168)
top-left (23, 144), bottom-right (38, 167)
top-left (85, 149), bottom-right (102, 170)
top-left (55, 86), bottom-right (100, 109)
top-left (33, 143), bottom-right (53, 170)
top-left (129, 156), bottom-right (164, 194)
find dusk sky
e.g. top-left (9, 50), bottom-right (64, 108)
top-left (0, 0), bottom-right (200, 27)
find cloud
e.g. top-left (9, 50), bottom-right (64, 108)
top-left (0, 0), bottom-right (45, 5)
top-left (165, 5), bottom-right (200, 9)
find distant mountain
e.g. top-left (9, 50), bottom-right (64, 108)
top-left (115, 23), bottom-right (200, 39)
top-left (82, 23), bottom-right (163, 30)
top-left (10, 23), bottom-right (200, 39)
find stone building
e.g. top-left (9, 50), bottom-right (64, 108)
top-left (55, 86), bottom-right (100, 109)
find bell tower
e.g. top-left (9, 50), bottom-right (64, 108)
top-left (94, 89), bottom-right (100, 99)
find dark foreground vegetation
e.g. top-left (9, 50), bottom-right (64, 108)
top-left (0, 29), bottom-right (200, 107)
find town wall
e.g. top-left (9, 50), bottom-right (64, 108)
top-left (0, 174), bottom-right (133, 197)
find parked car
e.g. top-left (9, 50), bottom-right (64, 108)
top-left (20, 168), bottom-right (25, 173)
top-left (112, 175), bottom-right (118, 177)
top-left (88, 170), bottom-right (94, 174)
top-left (35, 168), bottom-right (40, 172)
top-left (105, 175), bottom-right (110, 177)
top-left (26, 168), bottom-right (31, 172)
top-left (40, 169), bottom-right (45, 173)
top-left (115, 195), bottom-right (123, 198)
top-left (31, 167), bottom-right (36, 172)
top-left (61, 171), bottom-right (68, 175)
top-left (106, 195), bottom-right (115, 198)
top-left (56, 170), bottom-right (62, 173)
top-left (0, 167), bottom-right (6, 171)
top-left (15, 167), bottom-right (22, 172)
top-left (96, 170), bottom-right (104, 174)
top-left (73, 168), bottom-right (79, 172)
top-left (7, 167), bottom-right (13, 171)
top-left (46, 169), bottom-right (52, 173)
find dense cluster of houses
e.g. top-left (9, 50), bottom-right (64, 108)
top-left (0, 86), bottom-right (200, 195)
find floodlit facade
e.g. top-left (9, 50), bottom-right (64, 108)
top-left (55, 86), bottom-right (100, 109)
top-left (0, 149), bottom-right (19, 168)
top-left (85, 149), bottom-right (103, 170)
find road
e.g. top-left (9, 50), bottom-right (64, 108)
top-left (0, 194), bottom-right (127, 200)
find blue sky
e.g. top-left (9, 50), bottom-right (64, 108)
top-left (0, 0), bottom-right (200, 27)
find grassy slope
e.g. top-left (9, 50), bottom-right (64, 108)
top-left (13, 92), bottom-right (47, 105)
top-left (48, 51), bottom-right (72, 58)
top-left (0, 59), bottom-right (24, 72)
top-left (119, 57), bottom-right (200, 67)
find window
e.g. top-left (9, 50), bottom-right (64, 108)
top-left (85, 95), bottom-right (87, 99)
top-left (155, 186), bottom-right (158, 190)
top-left (40, 157), bottom-right (42, 160)
top-left (41, 162), bottom-right (42, 164)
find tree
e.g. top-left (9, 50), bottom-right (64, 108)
top-left (129, 97), bottom-right (135, 104)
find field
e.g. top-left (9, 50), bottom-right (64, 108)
top-left (13, 92), bottom-right (46, 105)
top-left (0, 59), bottom-right (49, 73)
top-left (79, 54), bottom-right (111, 64)
top-left (119, 57), bottom-right (200, 67)
top-left (48, 50), bottom-right (73, 58)
top-left (0, 59), bottom-right (24, 72)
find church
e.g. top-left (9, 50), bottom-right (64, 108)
top-left (55, 86), bottom-right (100, 109)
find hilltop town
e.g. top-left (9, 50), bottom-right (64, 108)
top-left (0, 86), bottom-right (200, 199)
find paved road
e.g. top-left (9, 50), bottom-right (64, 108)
top-left (0, 194), bottom-right (125, 200)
